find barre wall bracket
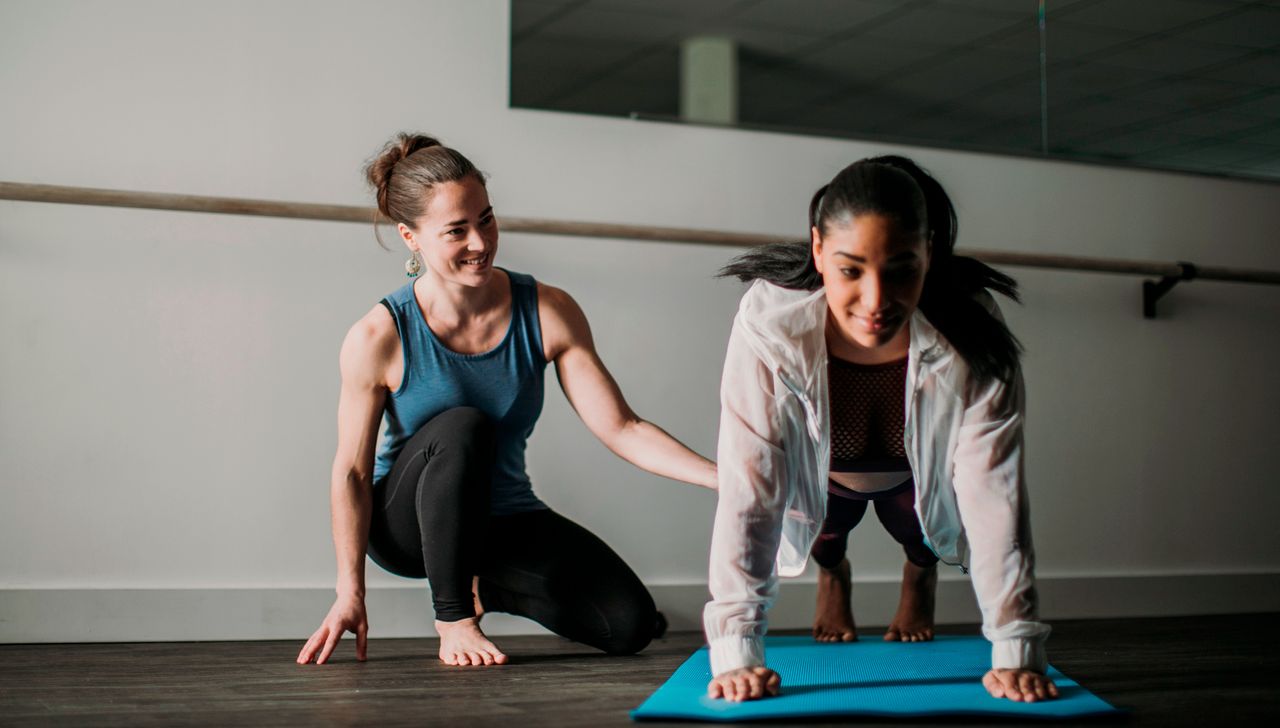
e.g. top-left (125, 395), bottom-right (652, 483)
top-left (1143, 262), bottom-right (1197, 319)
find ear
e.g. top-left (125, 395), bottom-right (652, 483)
top-left (397, 222), bottom-right (418, 251)
top-left (810, 225), bottom-right (824, 275)
top-left (924, 230), bottom-right (934, 272)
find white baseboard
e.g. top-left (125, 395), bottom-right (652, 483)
top-left (2, 572), bottom-right (1277, 643)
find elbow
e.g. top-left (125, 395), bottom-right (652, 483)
top-left (597, 414), bottom-right (645, 454)
top-left (331, 462), bottom-right (373, 495)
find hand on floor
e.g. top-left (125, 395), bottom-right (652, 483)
top-left (708, 666), bottom-right (781, 702)
top-left (982, 668), bottom-right (1059, 702)
top-left (297, 593), bottom-right (368, 665)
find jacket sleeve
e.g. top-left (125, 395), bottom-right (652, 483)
top-left (951, 365), bottom-right (1052, 672)
top-left (702, 322), bottom-right (789, 677)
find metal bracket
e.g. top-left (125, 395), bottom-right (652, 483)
top-left (1143, 262), bottom-right (1198, 319)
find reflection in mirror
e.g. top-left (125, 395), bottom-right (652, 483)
top-left (511, 0), bottom-right (1280, 182)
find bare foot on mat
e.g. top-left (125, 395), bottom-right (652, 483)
top-left (884, 560), bottom-right (936, 642)
top-left (813, 558), bottom-right (858, 643)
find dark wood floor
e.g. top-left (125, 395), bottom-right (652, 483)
top-left (2, 613), bottom-right (1277, 726)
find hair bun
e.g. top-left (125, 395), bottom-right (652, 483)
top-left (394, 133), bottom-right (443, 160)
top-left (365, 133), bottom-right (443, 216)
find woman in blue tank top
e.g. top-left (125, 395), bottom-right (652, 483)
top-left (297, 133), bottom-right (716, 668)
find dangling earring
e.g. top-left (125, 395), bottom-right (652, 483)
top-left (405, 251), bottom-right (422, 278)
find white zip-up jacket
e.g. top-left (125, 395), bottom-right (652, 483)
top-left (704, 280), bottom-right (1050, 677)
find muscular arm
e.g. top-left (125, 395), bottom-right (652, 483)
top-left (538, 283), bottom-right (716, 489)
top-left (329, 313), bottom-right (393, 596)
top-left (298, 306), bottom-right (395, 665)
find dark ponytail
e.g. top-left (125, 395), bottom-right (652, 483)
top-left (716, 181), bottom-right (832, 291)
top-left (719, 155), bottom-right (1022, 385)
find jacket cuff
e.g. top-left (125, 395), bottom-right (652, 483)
top-left (708, 635), bottom-right (765, 676)
top-left (991, 636), bottom-right (1048, 673)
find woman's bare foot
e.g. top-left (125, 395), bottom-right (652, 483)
top-left (435, 617), bottom-right (508, 666)
top-left (813, 558), bottom-right (858, 642)
top-left (884, 560), bottom-right (936, 642)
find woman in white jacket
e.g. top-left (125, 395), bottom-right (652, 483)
top-left (704, 156), bottom-right (1056, 704)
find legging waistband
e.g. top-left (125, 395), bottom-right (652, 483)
top-left (827, 477), bottom-right (914, 501)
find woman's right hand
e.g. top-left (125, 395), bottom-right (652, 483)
top-left (707, 666), bottom-right (781, 702)
top-left (296, 593), bottom-right (368, 665)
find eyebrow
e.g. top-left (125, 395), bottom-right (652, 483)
top-left (834, 251), bottom-right (920, 263)
top-left (441, 206), bottom-right (494, 229)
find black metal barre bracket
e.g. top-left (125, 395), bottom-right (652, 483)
top-left (1143, 262), bottom-right (1198, 319)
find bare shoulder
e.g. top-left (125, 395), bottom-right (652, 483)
top-left (340, 304), bottom-right (399, 385)
top-left (536, 281), bottom-right (581, 315)
top-left (536, 281), bottom-right (591, 359)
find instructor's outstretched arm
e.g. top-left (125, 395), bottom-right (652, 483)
top-left (538, 282), bottom-right (717, 490)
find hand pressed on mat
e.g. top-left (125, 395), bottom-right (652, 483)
top-left (983, 668), bottom-right (1060, 702)
top-left (705, 663), bottom-right (1060, 704)
top-left (708, 666), bottom-right (781, 702)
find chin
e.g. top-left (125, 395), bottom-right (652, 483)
top-left (843, 320), bottom-right (904, 350)
top-left (852, 333), bottom-right (892, 349)
top-left (456, 265), bottom-right (494, 285)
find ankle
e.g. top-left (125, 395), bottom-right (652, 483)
top-left (472, 575), bottom-right (486, 617)
top-left (435, 616), bottom-right (480, 631)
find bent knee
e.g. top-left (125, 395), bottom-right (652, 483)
top-left (420, 407), bottom-right (497, 458)
top-left (599, 605), bottom-right (658, 656)
top-left (431, 406), bottom-right (495, 438)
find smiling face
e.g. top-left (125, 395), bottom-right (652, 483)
top-left (812, 213), bottom-right (930, 354)
top-left (397, 175), bottom-right (498, 287)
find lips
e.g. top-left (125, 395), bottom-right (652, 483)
top-left (459, 253), bottom-right (489, 270)
top-left (855, 313), bottom-right (899, 333)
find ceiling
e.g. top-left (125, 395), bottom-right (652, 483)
top-left (511, 0), bottom-right (1280, 182)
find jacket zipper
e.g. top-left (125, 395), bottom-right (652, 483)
top-left (776, 370), bottom-right (822, 443)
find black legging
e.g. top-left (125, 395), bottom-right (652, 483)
top-left (366, 407), bottom-right (657, 655)
top-left (811, 480), bottom-right (940, 570)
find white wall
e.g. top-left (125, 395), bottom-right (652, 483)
top-left (2, 1), bottom-right (1278, 641)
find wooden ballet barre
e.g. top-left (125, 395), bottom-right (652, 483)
top-left (3, 181), bottom-right (1278, 317)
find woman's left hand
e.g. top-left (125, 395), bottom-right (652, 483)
top-left (982, 668), bottom-right (1059, 702)
top-left (708, 666), bottom-right (781, 702)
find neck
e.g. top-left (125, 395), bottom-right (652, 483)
top-left (416, 268), bottom-right (507, 322)
top-left (824, 311), bottom-right (910, 365)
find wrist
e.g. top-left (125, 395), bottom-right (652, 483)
top-left (708, 634), bottom-right (765, 676)
top-left (991, 636), bottom-right (1047, 673)
top-left (336, 581), bottom-right (365, 600)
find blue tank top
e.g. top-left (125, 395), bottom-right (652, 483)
top-left (373, 269), bottom-right (548, 515)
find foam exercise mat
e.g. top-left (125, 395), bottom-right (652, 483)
top-left (632, 635), bottom-right (1120, 722)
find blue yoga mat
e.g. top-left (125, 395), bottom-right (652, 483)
top-left (632, 635), bottom-right (1120, 722)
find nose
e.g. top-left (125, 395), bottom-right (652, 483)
top-left (465, 228), bottom-right (488, 252)
top-left (860, 271), bottom-right (885, 314)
